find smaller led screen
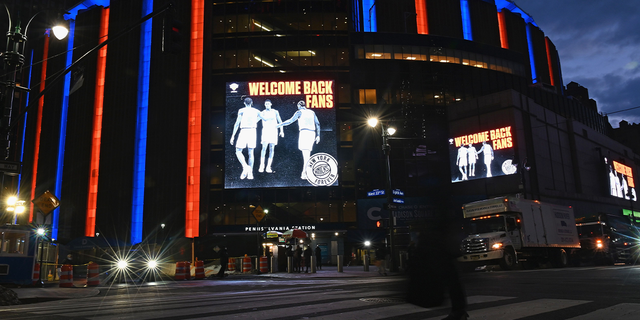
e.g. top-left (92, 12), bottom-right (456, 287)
top-left (449, 126), bottom-right (517, 183)
top-left (225, 80), bottom-right (338, 189)
top-left (605, 158), bottom-right (636, 201)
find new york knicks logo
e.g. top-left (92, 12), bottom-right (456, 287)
top-left (305, 153), bottom-right (338, 186)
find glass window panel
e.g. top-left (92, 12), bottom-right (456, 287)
top-left (338, 83), bottom-right (351, 103)
top-left (340, 123), bottom-right (353, 142)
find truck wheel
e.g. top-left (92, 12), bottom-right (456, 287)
top-left (552, 249), bottom-right (569, 268)
top-left (499, 248), bottom-right (516, 270)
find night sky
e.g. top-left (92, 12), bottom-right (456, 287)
top-left (515, 0), bottom-right (640, 128)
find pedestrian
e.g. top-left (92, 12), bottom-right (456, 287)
top-left (375, 247), bottom-right (387, 276)
top-left (295, 246), bottom-right (303, 272)
top-left (217, 247), bottom-right (229, 278)
top-left (62, 254), bottom-right (73, 265)
top-left (315, 245), bottom-right (322, 270)
top-left (304, 246), bottom-right (313, 273)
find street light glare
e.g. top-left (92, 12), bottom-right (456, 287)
top-left (387, 127), bottom-right (396, 136)
top-left (37, 228), bottom-right (45, 235)
top-left (52, 25), bottom-right (69, 40)
top-left (367, 118), bottom-right (378, 128)
top-left (364, 241), bottom-right (371, 246)
top-left (15, 205), bottom-right (25, 214)
top-left (7, 196), bottom-right (17, 206)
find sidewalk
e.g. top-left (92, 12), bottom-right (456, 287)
top-left (9, 265), bottom-right (398, 301)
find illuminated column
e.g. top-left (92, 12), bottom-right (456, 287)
top-left (29, 34), bottom-right (50, 223)
top-left (544, 37), bottom-right (555, 86)
top-left (186, 0), bottom-right (204, 238)
top-left (525, 24), bottom-right (537, 83)
top-left (131, 0), bottom-right (153, 245)
top-left (460, 0), bottom-right (472, 40)
top-left (86, 7), bottom-right (110, 237)
top-left (363, 0), bottom-right (377, 32)
top-left (497, 10), bottom-right (508, 49)
top-left (415, 0), bottom-right (428, 34)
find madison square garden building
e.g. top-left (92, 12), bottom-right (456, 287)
top-left (6, 0), bottom-right (633, 265)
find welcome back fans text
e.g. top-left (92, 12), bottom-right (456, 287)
top-left (248, 81), bottom-right (334, 108)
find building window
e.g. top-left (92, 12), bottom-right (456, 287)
top-left (359, 89), bottom-right (377, 104)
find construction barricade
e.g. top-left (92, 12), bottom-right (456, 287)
top-left (184, 261), bottom-right (191, 280)
top-left (194, 261), bottom-right (205, 279)
top-left (259, 256), bottom-right (268, 273)
top-left (227, 258), bottom-right (235, 272)
top-left (60, 264), bottom-right (73, 288)
top-left (32, 263), bottom-right (40, 286)
top-left (175, 261), bottom-right (186, 280)
top-left (242, 255), bottom-right (251, 273)
top-left (87, 263), bottom-right (100, 286)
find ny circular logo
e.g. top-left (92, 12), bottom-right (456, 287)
top-left (305, 153), bottom-right (339, 186)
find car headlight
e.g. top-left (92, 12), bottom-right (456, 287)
top-left (491, 242), bottom-right (503, 250)
top-left (117, 260), bottom-right (129, 269)
top-left (147, 260), bottom-right (158, 269)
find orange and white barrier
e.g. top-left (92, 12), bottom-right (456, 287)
top-left (259, 256), bottom-right (268, 273)
top-left (60, 264), bottom-right (73, 288)
top-left (184, 261), bottom-right (192, 280)
top-left (242, 255), bottom-right (251, 273)
top-left (87, 263), bottom-right (100, 286)
top-left (194, 261), bottom-right (205, 279)
top-left (175, 261), bottom-right (186, 280)
top-left (227, 258), bottom-right (235, 272)
top-left (32, 263), bottom-right (40, 286)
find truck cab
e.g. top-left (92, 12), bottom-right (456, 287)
top-left (576, 214), bottom-right (638, 265)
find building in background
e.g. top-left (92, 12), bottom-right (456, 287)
top-left (1, 0), bottom-right (634, 265)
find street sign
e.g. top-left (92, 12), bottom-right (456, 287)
top-left (0, 160), bottom-right (21, 176)
top-left (252, 205), bottom-right (266, 222)
top-left (383, 203), bottom-right (398, 210)
top-left (367, 189), bottom-right (385, 197)
top-left (393, 198), bottom-right (405, 204)
top-left (392, 189), bottom-right (404, 196)
top-left (32, 190), bottom-right (60, 215)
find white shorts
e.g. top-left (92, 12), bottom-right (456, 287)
top-left (298, 130), bottom-right (316, 151)
top-left (261, 127), bottom-right (278, 145)
top-left (236, 128), bottom-right (257, 149)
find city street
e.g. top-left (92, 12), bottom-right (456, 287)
top-left (2, 264), bottom-right (640, 319)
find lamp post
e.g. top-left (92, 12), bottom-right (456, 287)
top-left (1, 6), bottom-right (69, 159)
top-left (368, 118), bottom-right (397, 272)
top-left (36, 226), bottom-right (46, 287)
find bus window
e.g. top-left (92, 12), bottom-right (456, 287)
top-left (1, 231), bottom-right (28, 255)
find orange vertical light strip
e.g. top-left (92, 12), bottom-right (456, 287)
top-left (545, 37), bottom-right (555, 86)
top-left (186, 0), bottom-right (204, 238)
top-left (29, 34), bottom-right (50, 222)
top-left (85, 7), bottom-right (109, 237)
top-left (497, 11), bottom-right (509, 49)
top-left (415, 0), bottom-right (428, 34)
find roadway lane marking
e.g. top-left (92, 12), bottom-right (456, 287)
top-left (565, 303), bottom-right (640, 319)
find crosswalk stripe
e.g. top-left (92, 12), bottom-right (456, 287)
top-left (87, 290), bottom-right (399, 320)
top-left (306, 295), bottom-right (516, 320)
top-left (422, 298), bottom-right (590, 320)
top-left (565, 303), bottom-right (640, 320)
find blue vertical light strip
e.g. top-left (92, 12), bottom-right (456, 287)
top-left (19, 51), bottom-right (35, 194)
top-left (362, 0), bottom-right (376, 32)
top-left (460, 0), bottom-right (473, 40)
top-left (132, 0), bottom-right (153, 245)
top-left (352, 0), bottom-right (361, 32)
top-left (52, 20), bottom-right (76, 240)
top-left (526, 24), bottom-right (537, 83)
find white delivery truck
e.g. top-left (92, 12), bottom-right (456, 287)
top-left (458, 195), bottom-right (580, 270)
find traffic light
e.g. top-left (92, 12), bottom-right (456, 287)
top-left (376, 219), bottom-right (389, 228)
top-left (163, 13), bottom-right (182, 54)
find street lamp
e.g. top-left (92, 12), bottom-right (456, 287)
top-left (1, 6), bottom-right (69, 160)
top-left (36, 226), bottom-right (46, 287)
top-left (368, 118), bottom-right (397, 272)
top-left (6, 195), bottom-right (25, 224)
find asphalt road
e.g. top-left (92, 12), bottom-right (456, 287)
top-left (2, 264), bottom-right (640, 319)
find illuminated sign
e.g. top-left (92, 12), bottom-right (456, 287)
top-left (225, 80), bottom-right (338, 189)
top-left (605, 158), bottom-right (636, 201)
top-left (449, 125), bottom-right (517, 183)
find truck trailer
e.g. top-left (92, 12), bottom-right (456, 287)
top-left (458, 196), bottom-right (580, 270)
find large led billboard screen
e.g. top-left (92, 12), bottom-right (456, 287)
top-left (449, 126), bottom-right (517, 183)
top-left (605, 157), bottom-right (637, 201)
top-left (225, 80), bottom-right (338, 189)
